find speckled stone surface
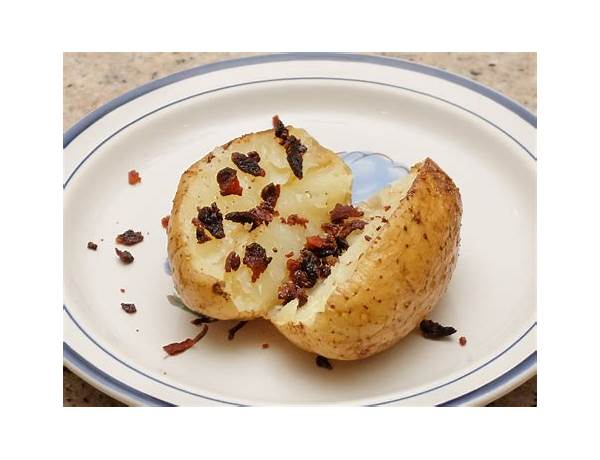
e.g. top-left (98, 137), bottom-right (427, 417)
top-left (63, 52), bottom-right (537, 407)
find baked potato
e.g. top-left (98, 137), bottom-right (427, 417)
top-left (167, 120), bottom-right (353, 320)
top-left (269, 158), bottom-right (462, 359)
top-left (168, 117), bottom-right (462, 360)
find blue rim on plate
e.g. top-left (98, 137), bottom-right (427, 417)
top-left (63, 52), bottom-right (537, 406)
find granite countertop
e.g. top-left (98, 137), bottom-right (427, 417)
top-left (63, 52), bottom-right (537, 407)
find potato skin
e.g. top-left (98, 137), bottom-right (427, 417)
top-left (274, 158), bottom-right (462, 360)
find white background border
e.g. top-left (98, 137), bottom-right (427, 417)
top-left (2, 0), bottom-right (597, 458)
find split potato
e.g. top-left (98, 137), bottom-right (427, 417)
top-left (167, 124), bottom-right (352, 320)
top-left (270, 158), bottom-right (462, 359)
top-left (168, 118), bottom-right (461, 359)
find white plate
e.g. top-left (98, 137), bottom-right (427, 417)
top-left (63, 53), bottom-right (536, 406)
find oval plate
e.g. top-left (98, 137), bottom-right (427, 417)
top-left (64, 53), bottom-right (536, 406)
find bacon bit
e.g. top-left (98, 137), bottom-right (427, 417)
top-left (194, 227), bottom-right (210, 244)
top-left (272, 115), bottom-right (288, 139)
top-left (87, 241), bottom-right (98, 250)
top-left (459, 336), bottom-right (467, 346)
top-left (161, 215), bottom-right (170, 229)
top-left (120, 288), bottom-right (125, 293)
top-left (278, 281), bottom-right (308, 306)
top-left (420, 320), bottom-right (457, 339)
top-left (231, 151), bottom-right (265, 176)
top-left (272, 115), bottom-right (307, 179)
top-left (285, 251), bottom-right (294, 258)
top-left (321, 222), bottom-right (341, 235)
top-left (283, 214), bottom-right (309, 228)
top-left (282, 136), bottom-right (306, 179)
top-left (227, 321), bottom-right (247, 340)
top-left (291, 249), bottom-right (330, 287)
top-left (206, 153), bottom-right (215, 163)
top-left (128, 169), bottom-right (141, 185)
top-left (316, 355), bottom-right (333, 370)
top-left (329, 204), bottom-right (364, 223)
top-left (225, 201), bottom-right (275, 231)
top-left (381, 217), bottom-right (389, 223)
top-left (243, 243), bottom-right (272, 282)
top-left (306, 234), bottom-right (337, 250)
top-left (225, 251), bottom-right (241, 272)
top-left (286, 258), bottom-right (301, 274)
top-left (163, 324), bottom-right (209, 356)
top-left (216, 167), bottom-right (243, 196)
top-left (196, 203), bottom-right (225, 239)
top-left (121, 303), bottom-right (137, 314)
top-left (262, 343), bottom-right (270, 349)
top-left (116, 229), bottom-right (144, 246)
top-left (115, 248), bottom-right (134, 264)
top-left (191, 314), bottom-right (218, 325)
top-left (364, 235), bottom-right (372, 241)
top-left (261, 183), bottom-right (280, 207)
top-left (305, 234), bottom-right (339, 258)
top-left (338, 219), bottom-right (367, 238)
top-left (384, 205), bottom-right (391, 211)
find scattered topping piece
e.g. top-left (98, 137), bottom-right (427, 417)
top-left (278, 281), bottom-right (308, 307)
top-left (225, 202), bottom-right (275, 231)
top-left (206, 153), bottom-right (215, 163)
top-left (116, 229), bottom-right (144, 246)
top-left (459, 336), bottom-right (467, 346)
top-left (282, 137), bottom-right (306, 179)
top-left (163, 324), bottom-right (209, 356)
top-left (225, 251), bottom-right (241, 272)
top-left (191, 314), bottom-right (218, 325)
top-left (329, 204), bottom-right (364, 223)
top-left (316, 355), bottom-right (333, 370)
top-left (272, 114), bottom-right (289, 139)
top-left (420, 319), bottom-right (457, 339)
top-left (262, 343), bottom-right (270, 349)
top-left (216, 167), bottom-right (243, 196)
top-left (115, 248), bottom-right (134, 264)
top-left (282, 214), bottom-right (309, 228)
top-left (285, 251), bottom-right (294, 258)
top-left (121, 303), bottom-right (137, 314)
top-left (231, 151), bottom-right (265, 176)
top-left (291, 249), bottom-right (331, 287)
top-left (243, 243), bottom-right (272, 282)
top-left (321, 222), bottom-right (341, 235)
top-left (305, 234), bottom-right (339, 258)
top-left (128, 169), bottom-right (141, 185)
top-left (87, 241), bottom-right (98, 250)
top-left (338, 219), bottom-right (367, 239)
top-left (196, 203), bottom-right (225, 239)
top-left (272, 115), bottom-right (307, 179)
top-left (384, 205), bottom-right (391, 211)
top-left (227, 321), bottom-right (247, 340)
top-left (161, 215), bottom-right (170, 229)
top-left (261, 183), bottom-right (280, 207)
top-left (364, 235), bottom-right (372, 241)
top-left (120, 288), bottom-right (125, 293)
top-left (195, 227), bottom-right (211, 244)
